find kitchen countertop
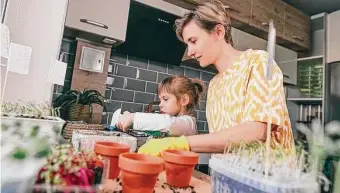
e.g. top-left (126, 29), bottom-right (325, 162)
top-left (192, 169), bottom-right (211, 183)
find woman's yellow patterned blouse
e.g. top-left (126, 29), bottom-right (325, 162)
top-left (206, 49), bottom-right (294, 149)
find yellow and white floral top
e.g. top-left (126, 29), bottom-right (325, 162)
top-left (206, 49), bottom-right (294, 149)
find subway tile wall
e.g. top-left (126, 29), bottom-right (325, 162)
top-left (53, 38), bottom-right (216, 133)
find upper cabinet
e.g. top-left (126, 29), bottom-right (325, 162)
top-left (65, 0), bottom-right (130, 45)
top-left (164, 0), bottom-right (311, 51)
top-left (282, 3), bottom-right (310, 50)
top-left (221, 0), bottom-right (251, 27)
top-left (250, 0), bottom-right (285, 37)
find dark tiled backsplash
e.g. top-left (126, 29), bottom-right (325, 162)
top-left (53, 39), bottom-right (215, 133)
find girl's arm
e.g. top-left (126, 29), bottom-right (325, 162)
top-left (132, 113), bottom-right (197, 136)
top-left (116, 112), bottom-right (196, 136)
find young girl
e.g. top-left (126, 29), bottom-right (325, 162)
top-left (116, 75), bottom-right (206, 136)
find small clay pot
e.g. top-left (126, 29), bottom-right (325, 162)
top-left (94, 142), bottom-right (130, 180)
top-left (119, 153), bottom-right (164, 193)
top-left (162, 150), bottom-right (198, 188)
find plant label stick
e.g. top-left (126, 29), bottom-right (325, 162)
top-left (265, 20), bottom-right (276, 177)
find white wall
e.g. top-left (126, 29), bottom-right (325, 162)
top-left (1, 0), bottom-right (68, 103)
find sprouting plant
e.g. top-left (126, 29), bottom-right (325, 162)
top-left (296, 120), bottom-right (340, 176)
top-left (1, 101), bottom-right (55, 118)
top-left (296, 119), bottom-right (340, 192)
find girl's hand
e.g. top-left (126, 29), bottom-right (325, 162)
top-left (116, 111), bottom-right (134, 132)
top-left (138, 136), bottom-right (190, 157)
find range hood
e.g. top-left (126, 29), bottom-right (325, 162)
top-left (116, 0), bottom-right (187, 65)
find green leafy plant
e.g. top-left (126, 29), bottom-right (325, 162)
top-left (1, 101), bottom-right (57, 118)
top-left (296, 120), bottom-right (340, 193)
top-left (52, 89), bottom-right (106, 122)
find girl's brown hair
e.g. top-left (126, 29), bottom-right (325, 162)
top-left (158, 76), bottom-right (206, 113)
top-left (174, 0), bottom-right (233, 46)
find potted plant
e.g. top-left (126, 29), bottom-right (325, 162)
top-left (53, 89), bottom-right (106, 122)
top-left (1, 101), bottom-right (65, 192)
top-left (209, 119), bottom-right (340, 193)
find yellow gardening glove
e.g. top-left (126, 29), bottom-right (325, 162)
top-left (138, 136), bottom-right (190, 157)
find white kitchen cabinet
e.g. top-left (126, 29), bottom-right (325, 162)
top-left (231, 27), bottom-right (239, 48)
top-left (277, 60), bottom-right (297, 85)
top-left (236, 30), bottom-right (267, 51)
top-left (65, 0), bottom-right (130, 43)
top-left (276, 45), bottom-right (298, 85)
top-left (275, 44), bottom-right (297, 63)
top-left (327, 10), bottom-right (340, 63)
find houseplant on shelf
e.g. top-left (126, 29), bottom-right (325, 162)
top-left (53, 89), bottom-right (106, 123)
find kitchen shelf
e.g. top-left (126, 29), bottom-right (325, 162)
top-left (296, 55), bottom-right (323, 61)
top-left (287, 97), bottom-right (322, 105)
top-left (278, 55), bottom-right (323, 64)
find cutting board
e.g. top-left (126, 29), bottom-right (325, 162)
top-left (101, 171), bottom-right (211, 193)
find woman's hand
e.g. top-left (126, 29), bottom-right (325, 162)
top-left (116, 111), bottom-right (134, 132)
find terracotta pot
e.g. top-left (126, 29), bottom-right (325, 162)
top-left (94, 142), bottom-right (130, 180)
top-left (162, 150), bottom-right (198, 188)
top-left (119, 153), bottom-right (164, 193)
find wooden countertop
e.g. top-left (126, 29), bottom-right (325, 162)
top-left (33, 171), bottom-right (212, 193)
top-left (100, 170), bottom-right (212, 193)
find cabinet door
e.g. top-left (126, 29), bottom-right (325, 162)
top-left (250, 0), bottom-right (285, 37)
top-left (283, 3), bottom-right (310, 50)
top-left (221, 0), bottom-right (251, 25)
top-left (277, 61), bottom-right (297, 85)
top-left (236, 30), bottom-right (266, 51)
top-left (275, 45), bottom-right (298, 85)
top-left (327, 10), bottom-right (340, 63)
top-left (65, 0), bottom-right (130, 41)
top-left (275, 44), bottom-right (297, 63)
top-left (169, 0), bottom-right (251, 25)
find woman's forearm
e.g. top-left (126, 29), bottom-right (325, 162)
top-left (186, 121), bottom-right (267, 153)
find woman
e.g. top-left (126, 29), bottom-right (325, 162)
top-left (138, 0), bottom-right (294, 156)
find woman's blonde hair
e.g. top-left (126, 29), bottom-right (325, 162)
top-left (158, 76), bottom-right (206, 114)
top-left (174, 0), bottom-right (233, 46)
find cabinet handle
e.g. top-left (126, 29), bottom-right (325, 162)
top-left (292, 35), bottom-right (304, 42)
top-left (223, 5), bottom-right (239, 13)
top-left (80, 19), bottom-right (108, 29)
top-left (283, 74), bottom-right (290, 78)
top-left (261, 22), bottom-right (269, 26)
